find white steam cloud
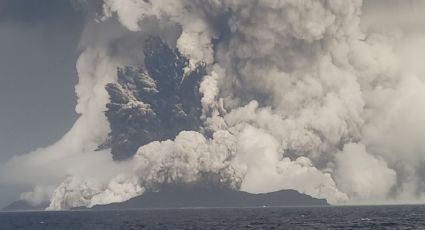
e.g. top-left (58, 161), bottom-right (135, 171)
top-left (2, 0), bottom-right (425, 210)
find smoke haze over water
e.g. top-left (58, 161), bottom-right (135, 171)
top-left (1, 0), bottom-right (425, 210)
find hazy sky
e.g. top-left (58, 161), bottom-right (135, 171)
top-left (0, 0), bottom-right (86, 207)
top-left (0, 0), bottom-right (84, 161)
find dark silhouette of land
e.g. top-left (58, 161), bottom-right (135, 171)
top-left (3, 184), bottom-right (328, 211)
top-left (91, 184), bottom-right (328, 210)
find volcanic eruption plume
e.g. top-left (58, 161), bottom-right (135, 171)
top-left (2, 0), bottom-right (425, 210)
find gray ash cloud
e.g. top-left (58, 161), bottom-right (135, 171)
top-left (104, 37), bottom-right (206, 160)
top-left (6, 1), bottom-right (425, 211)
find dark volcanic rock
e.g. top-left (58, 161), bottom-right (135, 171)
top-left (2, 200), bottom-right (49, 212)
top-left (104, 37), bottom-right (205, 160)
top-left (90, 184), bottom-right (329, 210)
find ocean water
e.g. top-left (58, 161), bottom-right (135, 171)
top-left (1, 205), bottom-right (424, 229)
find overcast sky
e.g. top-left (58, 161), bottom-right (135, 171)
top-left (0, 0), bottom-right (85, 162)
top-left (0, 0), bottom-right (86, 206)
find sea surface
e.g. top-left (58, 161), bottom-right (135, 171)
top-left (1, 205), bottom-right (424, 229)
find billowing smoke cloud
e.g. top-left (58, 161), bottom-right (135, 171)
top-left (2, 0), bottom-right (425, 210)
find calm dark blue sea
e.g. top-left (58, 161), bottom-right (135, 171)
top-left (1, 205), bottom-right (424, 229)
